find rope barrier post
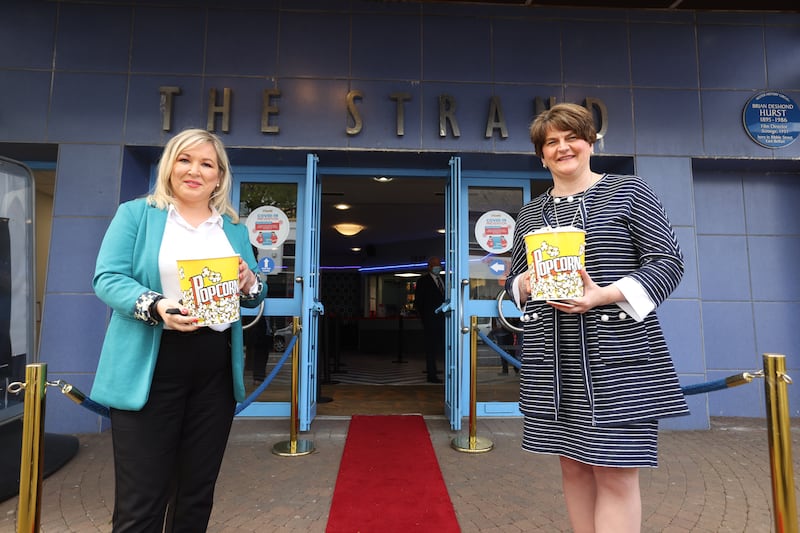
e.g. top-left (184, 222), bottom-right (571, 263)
top-left (17, 363), bottom-right (47, 533)
top-left (272, 317), bottom-right (315, 457)
top-left (451, 316), bottom-right (493, 453)
top-left (762, 353), bottom-right (797, 533)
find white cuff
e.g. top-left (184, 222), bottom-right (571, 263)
top-left (248, 280), bottom-right (261, 296)
top-left (612, 277), bottom-right (654, 322)
top-left (241, 277), bottom-right (263, 299)
top-left (511, 275), bottom-right (523, 309)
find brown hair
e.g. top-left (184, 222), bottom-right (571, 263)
top-left (529, 103), bottom-right (597, 158)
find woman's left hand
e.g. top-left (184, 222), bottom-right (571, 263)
top-left (547, 269), bottom-right (621, 314)
top-left (238, 257), bottom-right (257, 294)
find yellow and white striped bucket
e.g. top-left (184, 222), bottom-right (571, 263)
top-left (523, 226), bottom-right (585, 301)
top-left (177, 255), bottom-right (240, 325)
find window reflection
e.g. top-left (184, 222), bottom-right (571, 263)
top-left (475, 315), bottom-right (521, 402)
top-left (468, 188), bottom-right (527, 402)
top-left (242, 313), bottom-right (294, 399)
top-left (468, 187), bottom-right (523, 301)
top-left (239, 182), bottom-right (298, 299)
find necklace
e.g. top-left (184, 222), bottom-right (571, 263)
top-left (542, 173), bottom-right (605, 229)
top-left (551, 194), bottom-right (584, 228)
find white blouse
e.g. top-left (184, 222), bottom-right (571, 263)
top-left (158, 205), bottom-right (236, 331)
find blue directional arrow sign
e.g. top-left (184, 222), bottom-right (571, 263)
top-left (488, 259), bottom-right (506, 276)
top-left (259, 257), bottom-right (275, 275)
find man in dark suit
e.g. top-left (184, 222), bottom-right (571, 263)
top-left (414, 256), bottom-right (445, 383)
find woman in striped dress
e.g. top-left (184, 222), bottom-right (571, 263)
top-left (505, 103), bottom-right (688, 532)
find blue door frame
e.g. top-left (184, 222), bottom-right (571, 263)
top-left (443, 157), bottom-right (462, 429)
top-left (231, 159), bottom-right (542, 428)
top-left (298, 154), bottom-right (322, 430)
top-left (459, 172), bottom-right (535, 419)
top-left (231, 164), bottom-right (308, 420)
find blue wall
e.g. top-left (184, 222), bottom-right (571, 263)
top-left (0, 0), bottom-right (798, 432)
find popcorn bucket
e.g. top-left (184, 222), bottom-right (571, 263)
top-left (523, 226), bottom-right (585, 301)
top-left (176, 255), bottom-right (240, 325)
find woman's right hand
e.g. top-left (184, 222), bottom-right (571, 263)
top-left (155, 298), bottom-right (200, 331)
top-left (518, 268), bottom-right (535, 301)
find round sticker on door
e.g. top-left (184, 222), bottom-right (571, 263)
top-left (474, 210), bottom-right (514, 254)
top-left (246, 206), bottom-right (290, 249)
top-left (258, 256), bottom-right (275, 275)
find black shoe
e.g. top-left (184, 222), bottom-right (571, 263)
top-left (427, 377), bottom-right (442, 383)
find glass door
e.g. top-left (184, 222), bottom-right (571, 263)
top-left (231, 162), bottom-right (308, 419)
top-left (443, 157), bottom-right (462, 429)
top-left (0, 157), bottom-right (35, 424)
top-left (460, 174), bottom-right (543, 418)
top-left (298, 155), bottom-right (322, 430)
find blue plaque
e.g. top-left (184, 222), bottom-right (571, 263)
top-left (743, 91), bottom-right (800, 148)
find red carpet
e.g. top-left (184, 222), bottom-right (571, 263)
top-left (326, 415), bottom-right (460, 532)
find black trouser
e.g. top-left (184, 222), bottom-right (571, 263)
top-left (422, 317), bottom-right (445, 379)
top-left (109, 328), bottom-right (235, 533)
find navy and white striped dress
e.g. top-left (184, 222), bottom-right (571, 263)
top-left (508, 174), bottom-right (689, 468)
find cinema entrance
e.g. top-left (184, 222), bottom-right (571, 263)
top-left (233, 152), bottom-right (539, 430)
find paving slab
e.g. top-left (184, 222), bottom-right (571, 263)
top-left (0, 417), bottom-right (798, 532)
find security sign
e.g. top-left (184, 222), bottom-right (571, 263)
top-left (474, 210), bottom-right (514, 254)
top-left (246, 206), bottom-right (290, 249)
top-left (258, 256), bottom-right (275, 275)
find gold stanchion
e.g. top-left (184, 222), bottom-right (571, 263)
top-left (17, 363), bottom-right (48, 533)
top-left (762, 353), bottom-right (797, 533)
top-left (272, 317), bottom-right (315, 457)
top-left (725, 371), bottom-right (757, 389)
top-left (451, 316), bottom-right (493, 453)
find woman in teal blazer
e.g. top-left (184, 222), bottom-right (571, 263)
top-left (92, 129), bottom-right (267, 532)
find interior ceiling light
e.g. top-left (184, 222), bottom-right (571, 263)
top-left (334, 203), bottom-right (351, 210)
top-left (395, 272), bottom-right (421, 278)
top-left (437, 228), bottom-right (446, 234)
top-left (333, 223), bottom-right (365, 236)
top-left (373, 176), bottom-right (393, 183)
top-left (350, 247), bottom-right (362, 252)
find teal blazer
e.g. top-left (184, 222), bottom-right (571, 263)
top-left (91, 198), bottom-right (267, 410)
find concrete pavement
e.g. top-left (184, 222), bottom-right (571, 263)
top-left (1, 416), bottom-right (798, 532)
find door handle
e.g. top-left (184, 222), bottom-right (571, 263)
top-left (459, 278), bottom-right (469, 334)
top-left (241, 301), bottom-right (266, 331)
top-left (436, 301), bottom-right (452, 314)
top-left (496, 289), bottom-right (523, 333)
top-left (296, 276), bottom-right (324, 315)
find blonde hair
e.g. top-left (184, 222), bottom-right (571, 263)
top-left (529, 103), bottom-right (597, 159)
top-left (147, 129), bottom-right (239, 223)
